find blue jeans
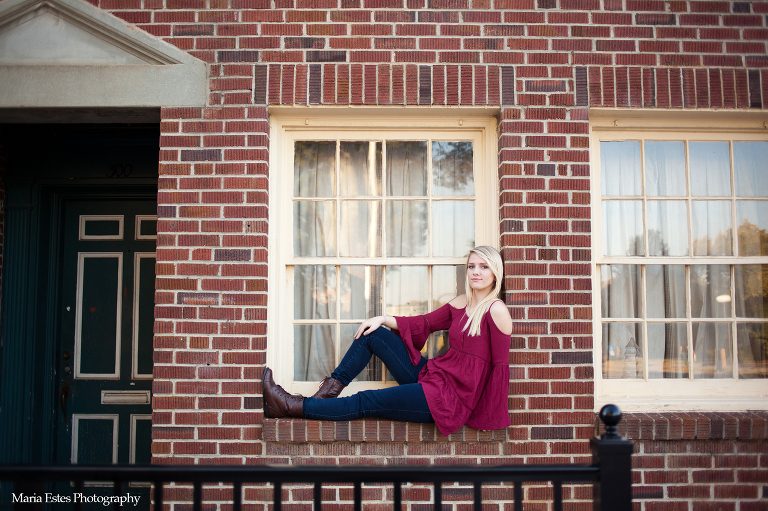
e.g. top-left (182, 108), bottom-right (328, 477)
top-left (303, 327), bottom-right (434, 423)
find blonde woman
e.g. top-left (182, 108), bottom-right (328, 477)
top-left (263, 246), bottom-right (513, 436)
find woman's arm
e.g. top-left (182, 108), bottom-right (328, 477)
top-left (354, 315), bottom-right (398, 339)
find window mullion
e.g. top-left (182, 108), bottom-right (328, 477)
top-left (641, 264), bottom-right (649, 381)
top-left (730, 140), bottom-right (738, 257)
top-left (336, 263), bottom-right (341, 370)
top-left (427, 138), bottom-right (433, 258)
top-left (731, 264), bottom-right (739, 379)
top-left (382, 140), bottom-right (388, 259)
top-left (381, 264), bottom-right (387, 383)
top-left (685, 264), bottom-right (694, 381)
top-left (685, 140), bottom-right (694, 261)
top-left (640, 140), bottom-right (650, 258)
top-left (427, 265), bottom-right (433, 358)
top-left (728, 140), bottom-right (739, 379)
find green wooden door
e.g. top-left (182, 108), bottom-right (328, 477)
top-left (55, 199), bottom-right (156, 470)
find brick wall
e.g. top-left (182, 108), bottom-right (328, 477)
top-left (80, 0), bottom-right (768, 508)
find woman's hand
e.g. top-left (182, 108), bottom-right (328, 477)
top-left (354, 315), bottom-right (400, 339)
top-left (354, 316), bottom-right (385, 339)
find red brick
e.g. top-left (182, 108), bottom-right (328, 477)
top-left (666, 485), bottom-right (711, 499)
top-left (700, 28), bottom-right (741, 40)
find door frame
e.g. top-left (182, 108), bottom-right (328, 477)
top-left (0, 183), bottom-right (157, 464)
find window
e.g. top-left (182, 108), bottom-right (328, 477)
top-left (592, 113), bottom-right (768, 411)
top-left (268, 110), bottom-right (498, 396)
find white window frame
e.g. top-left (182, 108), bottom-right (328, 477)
top-left (590, 109), bottom-right (768, 412)
top-left (268, 107), bottom-right (499, 397)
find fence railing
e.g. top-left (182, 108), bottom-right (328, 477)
top-left (0, 405), bottom-right (633, 511)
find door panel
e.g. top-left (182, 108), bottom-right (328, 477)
top-left (56, 199), bottom-right (156, 471)
top-left (133, 253), bottom-right (156, 379)
top-left (72, 415), bottom-right (119, 464)
top-left (76, 253), bottom-right (122, 378)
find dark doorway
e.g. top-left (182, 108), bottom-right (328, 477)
top-left (0, 124), bottom-right (159, 468)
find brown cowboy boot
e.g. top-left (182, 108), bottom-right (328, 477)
top-left (262, 367), bottom-right (305, 418)
top-left (311, 376), bottom-right (346, 399)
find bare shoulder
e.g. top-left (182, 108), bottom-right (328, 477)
top-left (489, 300), bottom-right (513, 335)
top-left (449, 294), bottom-right (468, 309)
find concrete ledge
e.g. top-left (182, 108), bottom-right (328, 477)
top-left (263, 419), bottom-right (508, 444)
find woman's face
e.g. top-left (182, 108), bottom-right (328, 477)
top-left (467, 253), bottom-right (495, 294)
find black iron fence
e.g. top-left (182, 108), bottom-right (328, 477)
top-left (0, 405), bottom-right (632, 511)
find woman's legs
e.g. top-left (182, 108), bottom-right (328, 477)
top-left (331, 327), bottom-right (427, 386)
top-left (264, 327), bottom-right (431, 420)
top-left (303, 383), bottom-right (433, 423)
top-left (304, 328), bottom-right (433, 422)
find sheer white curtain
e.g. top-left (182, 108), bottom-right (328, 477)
top-left (294, 141), bottom-right (337, 381)
top-left (690, 265), bottom-right (732, 378)
top-left (292, 140), bottom-right (474, 382)
top-left (735, 265), bottom-right (768, 378)
top-left (646, 265), bottom-right (687, 378)
top-left (601, 265), bottom-right (642, 378)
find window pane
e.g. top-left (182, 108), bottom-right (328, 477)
top-left (432, 201), bottom-right (475, 257)
top-left (340, 141), bottom-right (381, 197)
top-left (690, 142), bottom-right (731, 197)
top-left (340, 324), bottom-right (383, 382)
top-left (737, 201), bottom-right (768, 256)
top-left (385, 266), bottom-right (428, 317)
top-left (602, 201), bottom-right (644, 256)
top-left (602, 322), bottom-right (642, 379)
top-left (601, 141), bottom-right (641, 196)
top-left (600, 265), bottom-right (642, 318)
top-left (646, 265), bottom-right (686, 319)
top-left (386, 201), bottom-right (428, 256)
top-left (735, 265), bottom-right (768, 318)
top-left (426, 330), bottom-right (451, 359)
top-left (294, 325), bottom-right (335, 381)
top-left (691, 265), bottom-right (732, 319)
top-left (294, 201), bottom-right (336, 257)
top-left (294, 265), bottom-right (336, 320)
top-left (736, 323), bottom-right (768, 379)
top-left (339, 266), bottom-right (382, 320)
top-left (386, 141), bottom-right (427, 196)
top-left (692, 323), bottom-right (733, 379)
top-left (734, 141), bottom-right (768, 197)
top-left (434, 265), bottom-right (465, 309)
top-left (648, 323), bottom-right (689, 379)
top-left (692, 201), bottom-right (733, 256)
top-left (340, 201), bottom-right (382, 257)
top-left (648, 200), bottom-right (688, 256)
top-left (432, 141), bottom-right (474, 196)
top-left (294, 141), bottom-right (336, 197)
top-left (645, 141), bottom-right (686, 197)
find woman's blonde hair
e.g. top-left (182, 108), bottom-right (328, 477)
top-left (462, 246), bottom-right (504, 337)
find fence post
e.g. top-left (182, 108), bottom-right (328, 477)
top-left (590, 404), bottom-right (633, 511)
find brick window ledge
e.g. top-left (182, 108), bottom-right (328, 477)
top-left (263, 419), bottom-right (507, 443)
top-left (599, 412), bottom-right (768, 441)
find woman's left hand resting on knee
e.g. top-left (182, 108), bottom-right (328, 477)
top-left (354, 315), bottom-right (398, 339)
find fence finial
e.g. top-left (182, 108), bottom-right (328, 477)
top-left (599, 404), bottom-right (622, 439)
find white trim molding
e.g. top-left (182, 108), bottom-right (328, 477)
top-left (268, 107), bottom-right (500, 396)
top-left (78, 215), bottom-right (123, 241)
top-left (590, 112), bottom-right (768, 412)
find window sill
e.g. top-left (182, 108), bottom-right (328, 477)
top-left (263, 419), bottom-right (508, 443)
top-left (601, 411), bottom-right (768, 441)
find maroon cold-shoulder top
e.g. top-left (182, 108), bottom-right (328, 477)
top-left (394, 302), bottom-right (512, 436)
